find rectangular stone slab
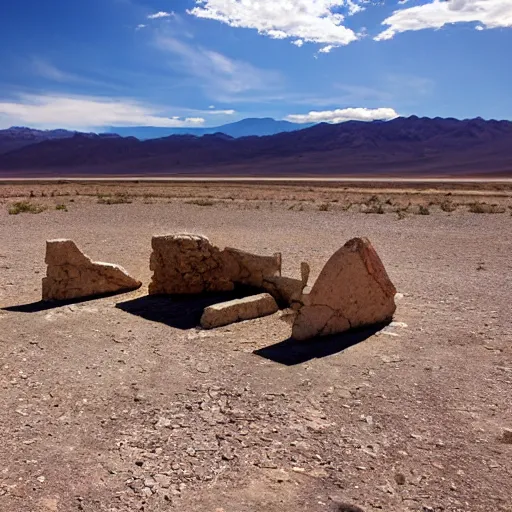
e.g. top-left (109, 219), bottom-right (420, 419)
top-left (200, 293), bottom-right (279, 329)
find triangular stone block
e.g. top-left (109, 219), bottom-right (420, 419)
top-left (42, 239), bottom-right (142, 301)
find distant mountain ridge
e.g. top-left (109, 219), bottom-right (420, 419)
top-left (0, 118), bottom-right (312, 155)
top-left (0, 116), bottom-right (511, 177)
top-left (105, 117), bottom-right (315, 139)
top-left (0, 126), bottom-right (120, 155)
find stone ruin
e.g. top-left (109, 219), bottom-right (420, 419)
top-left (40, 234), bottom-right (397, 341)
top-left (42, 239), bottom-right (141, 301)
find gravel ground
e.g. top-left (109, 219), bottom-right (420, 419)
top-left (0, 185), bottom-right (511, 512)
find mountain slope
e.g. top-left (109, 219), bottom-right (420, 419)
top-left (0, 117), bottom-right (511, 177)
top-left (106, 118), bottom-right (314, 139)
top-left (0, 127), bottom-right (120, 155)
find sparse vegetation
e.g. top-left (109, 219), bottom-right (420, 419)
top-left (396, 210), bottom-right (407, 220)
top-left (364, 203), bottom-right (385, 214)
top-left (318, 202), bottom-right (330, 211)
top-left (440, 200), bottom-right (457, 212)
top-left (8, 201), bottom-right (46, 215)
top-left (185, 199), bottom-right (215, 207)
top-left (469, 202), bottom-right (505, 214)
top-left (97, 193), bottom-right (132, 205)
top-left (418, 205), bottom-right (430, 215)
top-left (56, 204), bottom-right (68, 211)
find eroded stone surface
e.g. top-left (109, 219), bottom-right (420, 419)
top-left (263, 261), bottom-right (309, 307)
top-left (42, 239), bottom-right (142, 301)
top-left (200, 293), bottom-right (279, 329)
top-left (149, 234), bottom-right (281, 295)
top-left (292, 237), bottom-right (396, 341)
top-left (222, 247), bottom-right (281, 288)
top-left (149, 235), bottom-right (232, 295)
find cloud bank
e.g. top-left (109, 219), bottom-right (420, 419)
top-left (0, 94), bottom-right (205, 130)
top-left (286, 107), bottom-right (399, 124)
top-left (375, 0), bottom-right (512, 40)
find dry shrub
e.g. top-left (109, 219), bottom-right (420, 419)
top-left (186, 199), bottom-right (215, 207)
top-left (418, 205), bottom-right (430, 215)
top-left (55, 204), bottom-right (68, 212)
top-left (318, 203), bottom-right (330, 211)
top-left (440, 200), bottom-right (457, 212)
top-left (364, 203), bottom-right (385, 214)
top-left (469, 202), bottom-right (505, 214)
top-left (8, 201), bottom-right (46, 215)
top-left (98, 193), bottom-right (132, 205)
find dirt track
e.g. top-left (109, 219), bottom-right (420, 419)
top-left (1, 183), bottom-right (511, 512)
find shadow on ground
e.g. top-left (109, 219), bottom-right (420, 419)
top-left (116, 286), bottom-right (261, 330)
top-left (254, 323), bottom-right (387, 366)
top-left (2, 291), bottom-right (125, 313)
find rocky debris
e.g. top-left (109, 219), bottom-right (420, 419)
top-left (149, 234), bottom-right (281, 295)
top-left (263, 261), bottom-right (310, 307)
top-left (292, 238), bottom-right (396, 341)
top-left (42, 239), bottom-right (141, 301)
top-left (200, 293), bottom-right (278, 329)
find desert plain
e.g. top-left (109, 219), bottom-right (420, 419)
top-left (0, 180), bottom-right (511, 512)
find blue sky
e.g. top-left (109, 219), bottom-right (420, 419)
top-left (0, 0), bottom-right (511, 130)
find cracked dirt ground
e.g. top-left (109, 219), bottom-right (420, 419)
top-left (0, 185), bottom-right (511, 512)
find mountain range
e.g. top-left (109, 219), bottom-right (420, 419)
top-left (0, 118), bottom-right (311, 155)
top-left (105, 118), bottom-right (314, 139)
top-left (0, 116), bottom-right (511, 177)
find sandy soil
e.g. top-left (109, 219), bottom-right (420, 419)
top-left (0, 182), bottom-right (511, 512)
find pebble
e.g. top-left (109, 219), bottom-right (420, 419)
top-left (394, 473), bottom-right (406, 485)
top-left (141, 487), bottom-right (153, 497)
top-left (501, 428), bottom-right (512, 444)
top-left (196, 364), bottom-right (210, 374)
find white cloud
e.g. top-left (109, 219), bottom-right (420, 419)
top-left (292, 39), bottom-right (304, 47)
top-left (0, 94), bottom-right (205, 130)
top-left (318, 45), bottom-right (335, 53)
top-left (147, 11), bottom-right (173, 19)
top-left (205, 109), bottom-right (236, 115)
top-left (136, 24), bottom-right (147, 30)
top-left (375, 0), bottom-right (512, 41)
top-left (188, 0), bottom-right (365, 48)
top-left (155, 36), bottom-right (282, 97)
top-left (286, 107), bottom-right (399, 124)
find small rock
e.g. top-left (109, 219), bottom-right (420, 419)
top-left (394, 473), bottom-right (406, 485)
top-left (500, 428), bottom-right (512, 444)
top-left (196, 364), bottom-right (210, 374)
top-left (144, 477), bottom-right (157, 488)
top-left (154, 474), bottom-right (171, 488)
top-left (141, 487), bottom-right (153, 497)
top-left (332, 502), bottom-right (365, 512)
top-left (37, 476), bottom-right (46, 483)
top-left (155, 417), bottom-right (172, 428)
top-left (39, 498), bottom-right (58, 511)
